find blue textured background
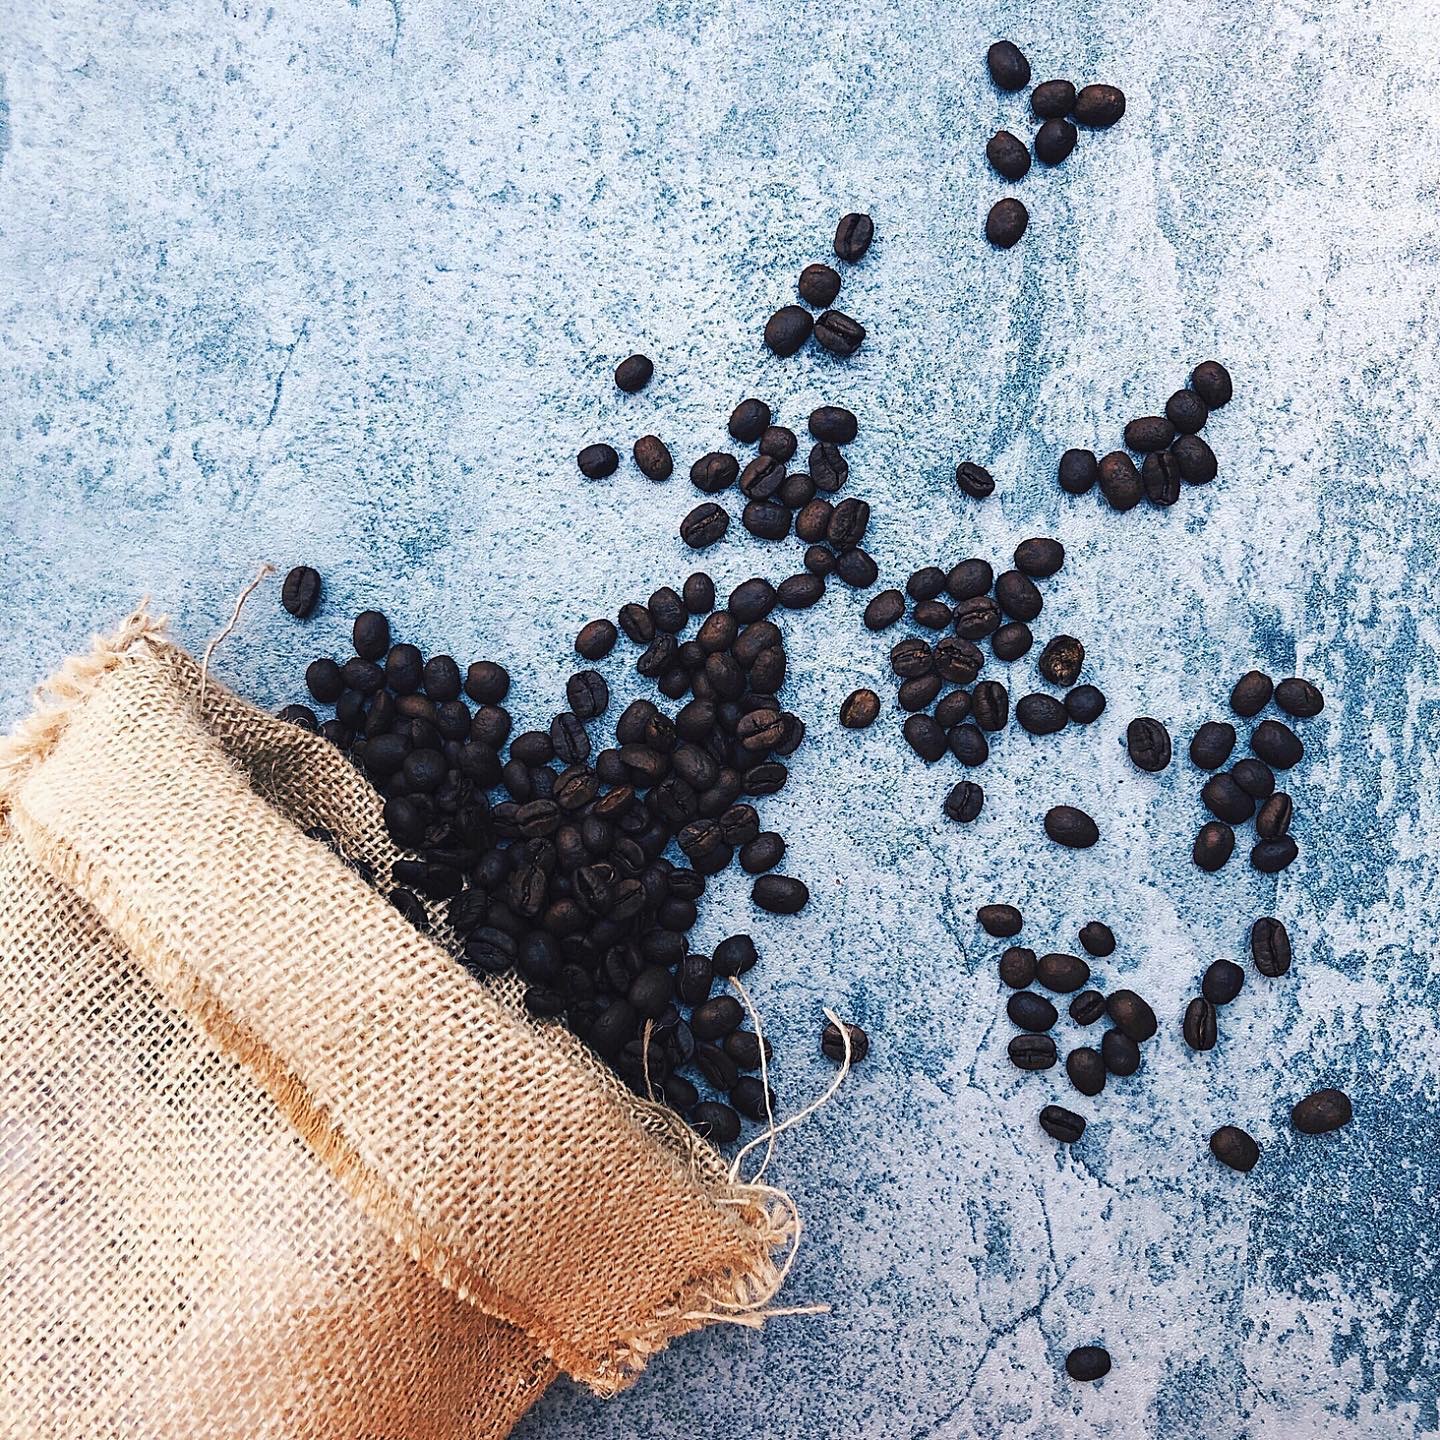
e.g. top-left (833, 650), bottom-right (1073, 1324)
top-left (3, 1), bottom-right (1438, 1436)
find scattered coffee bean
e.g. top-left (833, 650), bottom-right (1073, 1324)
top-left (1066, 1047), bottom-right (1106, 1096)
top-left (1210, 1125), bottom-right (1260, 1173)
top-left (1231, 758), bottom-right (1276, 798)
top-left (822, 1020), bottom-right (869, 1064)
top-left (1251, 836), bottom-right (1298, 872)
top-left (1230, 669), bottom-right (1273, 717)
top-left (977, 903), bottom-right (1023, 938)
top-left (954, 595), bottom-right (1001, 639)
top-left (278, 703), bottom-right (318, 730)
top-left (955, 461), bottom-right (996, 499)
top-left (1250, 917), bottom-right (1292, 977)
top-left (946, 558), bottom-right (994, 601)
top-left (1274, 677), bottom-right (1324, 719)
top-left (1202, 959), bottom-right (1245, 1005)
top-left (1291, 1087), bottom-right (1352, 1134)
top-left (690, 1102), bottom-right (741, 1143)
top-left (1251, 718), bottom-right (1304, 769)
top-left (839, 689), bottom-right (880, 730)
top-left (809, 405), bottom-right (858, 445)
top-left (752, 873), bottom-right (809, 914)
top-left (904, 714), bottom-right (948, 762)
top-left (1045, 805), bottom-right (1098, 848)
top-left (992, 622), bottom-right (1034, 661)
top-left (614, 354), bottom-right (654, 393)
top-left (1016, 693), bottom-right (1068, 735)
top-left (1031, 79), bottom-right (1077, 118)
top-left (986, 39), bottom-right (1031, 91)
top-left (1183, 996), bottom-right (1218, 1051)
top-left (1172, 433), bottom-right (1218, 484)
top-left (943, 780), bottom-right (985, 823)
top-left (1010, 1034), bottom-right (1058, 1071)
top-left (1073, 84), bottom-right (1126, 127)
top-left (834, 547), bottom-right (879, 588)
top-left (833, 212), bottom-right (875, 263)
top-left (810, 442), bottom-right (849, 491)
top-left (1037, 952), bottom-right (1090, 993)
top-left (799, 263), bottom-right (842, 308)
top-left (1202, 772), bottom-right (1255, 825)
top-left (912, 600), bottom-right (953, 631)
top-left (1059, 448), bottom-right (1099, 495)
top-left (1039, 1104), bottom-right (1086, 1143)
top-left (281, 565), bottom-right (322, 618)
top-left (680, 503), bottom-right (730, 549)
top-left (743, 500), bottom-right (791, 541)
top-left (986, 198), bottom-right (1029, 249)
top-left (1035, 117), bottom-right (1078, 165)
top-left (1069, 990), bottom-right (1106, 1025)
top-left (995, 570), bottom-right (1042, 622)
top-left (1193, 821), bottom-right (1235, 871)
top-left (1256, 792), bottom-right (1292, 839)
top-left (1106, 990), bottom-right (1156, 1042)
top-left (1065, 685), bottom-right (1106, 724)
top-left (935, 690), bottom-right (972, 728)
top-left (690, 452), bottom-right (739, 495)
top-left (1124, 415), bottom-right (1176, 453)
top-left (948, 724), bottom-right (989, 766)
top-left (971, 681), bottom-right (1010, 731)
top-left (864, 590), bottom-right (905, 632)
top-left (987, 129), bottom-right (1032, 180)
top-left (575, 619), bottom-right (619, 660)
top-left (1126, 716), bottom-right (1171, 771)
top-left (578, 443), bottom-right (620, 479)
top-left (739, 832), bottom-right (785, 873)
top-left (1100, 1028), bottom-right (1140, 1076)
top-left (1190, 360), bottom-right (1233, 409)
top-left (764, 306), bottom-right (814, 357)
top-left (1165, 388), bottom-right (1209, 435)
top-left (999, 946), bottom-right (1038, 988)
top-left (1142, 451), bottom-right (1182, 506)
top-left (1008, 991), bottom-right (1059, 1032)
top-left (815, 311), bottom-right (866, 357)
top-left (1078, 922), bottom-right (1115, 958)
top-left (1190, 720), bottom-right (1237, 769)
top-left (632, 434), bottom-right (673, 481)
top-left (728, 398), bottom-right (771, 443)
top-left (306, 658), bottom-right (343, 703)
top-left (1065, 1346), bottom-right (1112, 1382)
top-left (1098, 451), bottom-right (1142, 511)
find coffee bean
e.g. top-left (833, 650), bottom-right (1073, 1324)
top-left (1016, 693), bottom-right (1068, 735)
top-left (1255, 792), bottom-right (1292, 839)
top-left (934, 637), bottom-right (984, 685)
top-left (890, 637), bottom-right (933, 679)
top-left (811, 442), bottom-right (849, 491)
top-left (1040, 1104), bottom-right (1085, 1143)
top-left (1073, 83), bottom-right (1126, 127)
top-left (1066, 1346), bottom-right (1112, 1382)
top-left (1172, 433), bottom-right (1218, 484)
top-left (840, 689), bottom-right (881, 730)
top-left (793, 499), bottom-right (832, 545)
top-left (1190, 360), bottom-right (1233, 409)
top-left (799, 263), bottom-right (842, 308)
top-left (1035, 117), bottom-right (1077, 165)
top-left (912, 600), bottom-right (953, 631)
top-left (994, 570), bottom-right (1042, 621)
top-left (999, 946), bottom-right (1038, 988)
top-left (1124, 416), bottom-right (1176, 453)
top-left (1038, 635), bottom-right (1084, 687)
top-left (578, 443), bottom-right (620, 479)
top-left (739, 833), bottom-right (784, 874)
top-left (1038, 952), bottom-right (1090, 993)
top-left (943, 781), bottom-right (985, 823)
top-left (713, 934), bottom-right (758, 977)
top-left (1274, 677), bottom-right (1323, 719)
top-left (860, 590), bottom-right (901, 633)
top-left (992, 623), bottom-right (1034, 661)
top-left (1165, 388), bottom-right (1209, 435)
top-left (742, 500), bottom-right (790, 541)
top-left (1193, 821), bottom-right (1235, 872)
top-left (1231, 758), bottom-right (1275, 798)
top-left (1010, 1034), bottom-right (1057, 1071)
top-left (1058, 447), bottom-right (1099, 495)
top-left (612, 352), bottom-right (653, 392)
top-left (822, 1020), bottom-right (870, 1063)
top-left (899, 674), bottom-right (943, 711)
top-left (739, 454), bottom-right (785, 502)
top-left (814, 311), bottom-right (866, 357)
top-left (422, 655), bottom-right (461, 702)
top-left (986, 198), bottom-right (1029, 248)
top-left (1078, 922), bottom-right (1115, 958)
top-left (341, 657), bottom-right (384, 696)
top-left (759, 426), bottom-right (798, 462)
top-left (903, 714), bottom-right (948, 763)
top-left (1230, 669), bottom-right (1273, 716)
top-left (778, 573), bottom-right (825, 610)
top-left (977, 904), bottom-right (1023, 938)
top-left (954, 595), bottom-right (1001, 640)
top-left (1069, 990), bottom-right (1106, 1025)
top-left (278, 703), bottom-right (318, 730)
top-left (945, 559), bottom-right (992, 601)
top-left (986, 39), bottom-right (1031, 91)
top-left (1291, 1087), bottom-right (1352, 1134)
top-left (987, 129), bottom-right (1031, 180)
top-left (764, 306), bottom-right (813, 357)
top-left (1202, 772), bottom-right (1255, 825)
top-left (691, 994), bottom-right (743, 1041)
top-left (726, 1030), bottom-right (770, 1070)
top-left (1183, 996), bottom-right (1218, 1051)
top-left (728, 398), bottom-right (771, 443)
top-left (690, 1101), bottom-right (741, 1144)
top-left (1210, 1125), bottom-right (1260, 1173)
top-left (632, 434), bottom-right (673, 481)
top-left (809, 405), bottom-right (858, 445)
top-left (306, 658), bottom-right (343, 703)
top-left (971, 681), bottom-right (1009, 731)
top-left (1031, 79), bottom-right (1077, 118)
top-left (834, 547), bottom-right (878, 588)
top-left (352, 610), bottom-right (391, 661)
top-left (955, 461), bottom-right (996, 498)
top-left (1098, 451), bottom-right (1142, 511)
top-left (1203, 959), bottom-right (1245, 1005)
top-left (1251, 836), bottom-right (1298, 873)
top-left (1252, 718), bottom-right (1304, 769)
top-left (1251, 917), bottom-right (1292, 976)
top-left (1190, 720), bottom-right (1237, 769)
top-left (281, 566), bottom-right (322, 618)
top-left (1106, 990), bottom-right (1156, 1042)
top-left (752, 873), bottom-right (809, 914)
top-left (833, 212), bottom-right (875, 262)
top-left (690, 452), bottom-right (739, 494)
top-left (948, 723), bottom-right (989, 766)
top-left (1014, 537), bottom-right (1065, 578)
top-left (1007, 991), bottom-right (1058, 1032)
top-left (618, 603), bottom-right (656, 645)
top-left (934, 690), bottom-right (972, 728)
top-left (1100, 1028), bottom-right (1140, 1076)
top-left (1066, 1047), bottom-right (1106, 1096)
top-left (1142, 451), bottom-right (1182, 506)
top-left (680, 503), bottom-right (730, 549)
top-left (828, 497), bottom-right (871, 547)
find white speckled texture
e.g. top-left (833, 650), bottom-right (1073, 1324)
top-left (3, 1), bottom-right (1438, 1435)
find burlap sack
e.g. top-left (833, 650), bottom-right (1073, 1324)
top-left (0, 611), bottom-right (798, 1439)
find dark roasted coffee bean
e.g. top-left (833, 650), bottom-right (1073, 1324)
top-left (681, 571), bottom-right (715, 615)
top-left (1231, 758), bottom-right (1275, 798)
top-left (306, 657), bottom-right (344, 703)
top-left (999, 946), bottom-right (1038, 988)
top-left (742, 500), bottom-right (791, 540)
top-left (1126, 717), bottom-right (1171, 772)
top-left (759, 426), bottom-right (797, 461)
top-left (828, 497), bottom-right (871, 547)
top-left (1190, 720), bottom-right (1237, 769)
top-left (822, 1020), bottom-right (870, 1064)
top-left (1074, 83), bottom-right (1126, 127)
top-left (985, 198), bottom-right (1028, 248)
top-left (1009, 1034), bottom-right (1057, 1071)
top-left (587, 999), bottom-right (636, 1058)
top-left (971, 681), bottom-right (1009, 731)
top-left (1291, 1087), bottom-right (1352, 1134)
top-left (1274, 677), bottom-right (1323, 718)
top-left (1058, 447), bottom-right (1099, 495)
top-left (1210, 1125), bottom-right (1260, 1173)
top-left (549, 713), bottom-right (590, 765)
top-left (955, 461), bottom-right (996, 498)
top-left (1251, 836), bottom-right (1298, 873)
top-left (692, 994), bottom-right (744, 1042)
top-left (614, 353), bottom-right (653, 393)
top-left (1203, 772), bottom-right (1255, 824)
top-left (690, 1101), bottom-right (740, 1144)
top-left (577, 443), bottom-right (620, 479)
top-left (991, 622), bottom-right (1034, 662)
top-left (1038, 952), bottom-right (1090, 993)
top-left (912, 599), bottom-right (953, 630)
top-left (946, 558), bottom-right (994, 601)
top-left (422, 655), bottom-right (461, 701)
top-left (1142, 451), bottom-right (1182, 506)
top-left (677, 954), bottom-right (713, 1007)
top-left (680, 502), bottom-right (730, 549)
top-left (1106, 989), bottom-right (1156, 1042)
top-left (953, 595), bottom-right (1001, 640)
top-left (1203, 959), bottom-right (1245, 1005)
top-left (795, 498), bottom-right (834, 544)
top-left (1066, 1047), bottom-right (1106, 1096)
top-left (710, 934), bottom-right (757, 978)
top-left (898, 674), bottom-right (943, 712)
top-left (764, 305), bottom-right (813, 357)
top-left (1183, 996), bottom-right (1218, 1051)
top-left (690, 452), bottom-right (739, 495)
top-left (384, 643), bottom-right (423, 693)
top-left (1069, 990), bottom-right (1106, 1025)
top-left (1165, 388), bottom-right (1209, 435)
top-left (575, 620), bottom-right (618, 661)
top-left (1037, 635), bottom-right (1084, 687)
top-left (1098, 450), bottom-right (1142, 511)
top-left (696, 1042), bottom-right (740, 1092)
top-left (1007, 991), bottom-right (1058, 1032)
top-left (1078, 922), bottom-right (1115, 958)
top-left (341, 657), bottom-right (385, 695)
top-left (903, 567), bottom-right (943, 602)
top-left (948, 723), bottom-right (989, 766)
top-left (726, 1029), bottom-right (770, 1070)
top-left (891, 637), bottom-right (933, 679)
top-left (752, 873), bottom-right (809, 914)
top-left (729, 577), bottom-right (777, 621)
top-left (943, 781), bottom-right (984, 823)
top-left (810, 442), bottom-right (849, 491)
top-left (1016, 693), bottom-right (1067, 735)
top-left (1194, 820), bottom-right (1236, 871)
top-left (1124, 416), bottom-right (1175, 453)
top-left (1014, 537), bottom-right (1064, 579)
top-left (730, 1076), bottom-right (776, 1122)
top-left (815, 311), bottom-right (866, 357)
top-left (834, 547), bottom-right (878, 588)
top-left (739, 454), bottom-right (785, 501)
top-left (648, 586), bottom-right (688, 633)
top-left (987, 39), bottom-right (1031, 90)
top-left (1172, 432), bottom-right (1218, 484)
top-left (281, 566), bottom-right (322, 618)
top-left (839, 689), bottom-right (880, 729)
top-left (995, 570), bottom-right (1042, 622)
top-left (352, 610), bottom-right (390, 661)
top-left (1251, 917), bottom-right (1291, 976)
top-left (729, 398), bottom-right (771, 443)
top-left (1031, 78), bottom-right (1076, 117)
top-left (1034, 117), bottom-right (1077, 165)
top-left (1230, 669), bottom-right (1273, 717)
top-left (987, 129), bottom-right (1032, 180)
top-left (935, 637), bottom-right (984, 685)
top-left (934, 690), bottom-right (972, 728)
top-left (1039, 1104), bottom-right (1085, 1143)
top-left (903, 714), bottom-right (948, 763)
top-left (864, 589), bottom-right (905, 632)
top-left (1191, 360), bottom-right (1233, 409)
top-left (833, 212), bottom-right (874, 262)
top-left (777, 573), bottom-right (824, 609)
top-left (809, 405), bottom-right (859, 445)
top-left (278, 704), bottom-right (318, 731)
top-left (1252, 718), bottom-right (1304, 769)
top-left (798, 263), bottom-right (842, 308)
top-left (739, 833), bottom-right (784, 874)
top-left (1065, 1346), bottom-right (1111, 1382)
top-left (1101, 1028), bottom-right (1141, 1076)
top-left (618, 602), bottom-right (656, 645)
top-left (977, 904), bottom-right (1023, 938)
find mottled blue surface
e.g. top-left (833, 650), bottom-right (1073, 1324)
top-left (3, 1), bottom-right (1438, 1435)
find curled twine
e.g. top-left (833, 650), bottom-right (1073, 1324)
top-left (198, 563), bottom-right (275, 710)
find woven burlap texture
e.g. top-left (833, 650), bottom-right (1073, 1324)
top-left (0, 612), bottom-right (797, 1439)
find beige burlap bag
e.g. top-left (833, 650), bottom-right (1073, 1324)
top-left (0, 611), bottom-right (799, 1439)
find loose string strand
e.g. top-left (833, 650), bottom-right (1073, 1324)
top-left (198, 563), bottom-right (275, 709)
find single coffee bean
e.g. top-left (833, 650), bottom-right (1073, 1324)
top-left (799, 263), bottom-right (842, 308)
top-left (680, 503), bottom-right (730, 549)
top-left (384, 642), bottom-right (423, 693)
top-left (690, 452), bottom-right (739, 494)
top-left (1172, 432), bottom-right (1218, 484)
top-left (1038, 635), bottom-right (1084, 687)
top-left (809, 405), bottom-right (858, 445)
top-left (1183, 996), bottom-right (1218, 1051)
top-left (688, 1101), bottom-right (739, 1144)
top-left (752, 873), bottom-right (809, 915)
top-left (992, 622), bottom-right (1034, 661)
top-left (1040, 1104), bottom-right (1086, 1143)
top-left (728, 397), bottom-right (771, 443)
top-left (760, 426), bottom-right (798, 462)
top-left (934, 637), bottom-right (984, 685)
top-left (948, 723), bottom-right (989, 766)
top-left (795, 498), bottom-right (834, 544)
top-left (1016, 694), bottom-right (1067, 735)
top-left (648, 585), bottom-right (688, 633)
top-left (864, 589), bottom-right (905, 631)
top-left (305, 657), bottom-right (343, 703)
top-left (1101, 1028), bottom-right (1141, 1076)
top-left (1066, 1047), bottom-right (1106, 1096)
top-left (1073, 83), bottom-right (1126, 127)
top-left (987, 129), bottom-right (1031, 180)
top-left (1203, 959), bottom-right (1245, 1005)
top-left (898, 674), bottom-right (943, 711)
top-left (905, 566), bottom-right (946, 601)
top-left (994, 570), bottom-right (1042, 622)
top-left (1034, 117), bottom-right (1077, 165)
top-left (986, 198), bottom-right (1029, 249)
top-left (1165, 388), bottom-right (1209, 435)
top-left (1193, 821), bottom-right (1236, 872)
top-left (1291, 1087), bottom-right (1352, 1134)
top-left (810, 442), bottom-right (849, 490)
top-left (352, 610), bottom-right (391, 661)
top-left (827, 496), bottom-right (871, 546)
top-left (1251, 917), bottom-right (1292, 976)
top-left (691, 994), bottom-right (744, 1041)
top-left (986, 39), bottom-right (1031, 90)
top-left (1252, 718), bottom-right (1304, 769)
top-left (574, 620), bottom-right (617, 662)
top-left (1031, 79), bottom-right (1077, 118)
top-left (1124, 416), bottom-right (1176, 453)
top-left (803, 543), bottom-right (835, 576)
top-left (1058, 447), bottom-right (1099, 495)
top-left (935, 689), bottom-right (972, 728)
top-left (999, 946), bottom-right (1038, 988)
top-left (1190, 720), bottom-right (1237, 769)
top-left (822, 1020), bottom-right (870, 1064)
top-left (281, 566), bottom-right (322, 618)
top-left (1256, 792), bottom-right (1292, 839)
top-left (814, 310), bottom-right (866, 357)
top-left (1210, 1125), bottom-right (1260, 1173)
top-left (739, 832), bottom-right (785, 874)
top-left (764, 305), bottom-right (813, 357)
top-left (943, 780), bottom-right (984, 823)
top-left (739, 454), bottom-right (785, 501)
top-left (1106, 990), bottom-right (1156, 1042)
top-left (743, 500), bottom-right (791, 541)
top-left (614, 352), bottom-right (654, 392)
top-left (912, 600), bottom-right (953, 631)
top-left (1098, 451), bottom-right (1142, 511)
top-left (725, 1030), bottom-right (771, 1070)
top-left (632, 434), bottom-right (673, 481)
top-left (1230, 669), bottom-right (1273, 716)
top-left (903, 714), bottom-right (948, 763)
top-left (729, 577), bottom-right (778, 622)
top-left (278, 703), bottom-right (318, 730)
top-left (587, 999), bottom-right (637, 1058)
top-left (1065, 1346), bottom-right (1112, 1382)
top-left (1078, 922), bottom-right (1115, 958)
top-left (834, 547), bottom-right (878, 588)
top-left (1274, 677), bottom-right (1324, 719)
top-left (422, 654), bottom-right (461, 701)
top-left (680, 572), bottom-right (715, 615)
top-left (1231, 758), bottom-right (1275, 798)
top-left (840, 689), bottom-right (881, 729)
top-left (1069, 990), bottom-right (1106, 1025)
top-left (341, 657), bottom-right (384, 695)
top-left (1010, 1034), bottom-right (1057, 1071)
top-left (1038, 952), bottom-right (1090, 993)
top-left (890, 637), bottom-right (934, 679)
top-left (977, 903), bottom-right (1023, 938)
top-left (1142, 451), bottom-right (1182, 506)
top-left (578, 442), bottom-right (620, 479)
top-left (713, 934), bottom-right (758, 977)
top-left (1202, 772), bottom-right (1255, 825)
top-left (1190, 360), bottom-right (1233, 409)
top-left (1251, 836), bottom-right (1298, 873)
top-left (1007, 991), bottom-right (1058, 1032)
top-left (833, 212), bottom-right (875, 262)
top-left (971, 680), bottom-right (1009, 731)
top-left (954, 594), bottom-right (1001, 639)
top-left (955, 461), bottom-right (996, 498)
top-left (618, 602), bottom-right (656, 644)
top-left (946, 558), bottom-right (994, 601)
top-left (1014, 537), bottom-right (1065, 578)
top-left (777, 573), bottom-right (825, 609)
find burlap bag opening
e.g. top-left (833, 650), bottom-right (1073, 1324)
top-left (0, 611), bottom-right (800, 1439)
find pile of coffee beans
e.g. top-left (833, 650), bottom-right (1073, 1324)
top-left (764, 212), bottom-right (872, 359)
top-left (984, 40), bottom-right (1127, 249)
top-left (1058, 361), bottom-right (1231, 511)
